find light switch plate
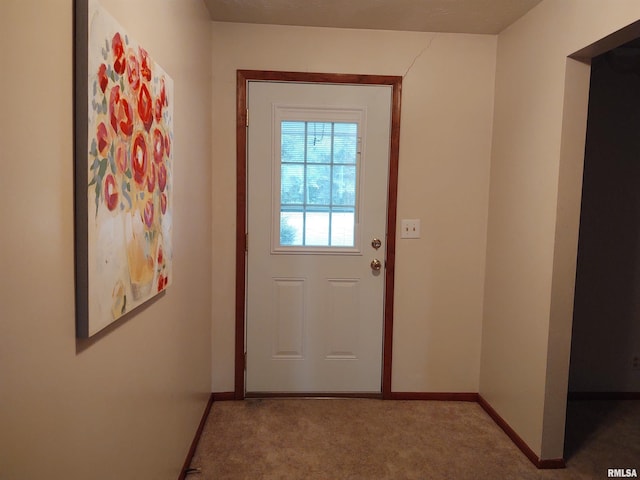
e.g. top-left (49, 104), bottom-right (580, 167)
top-left (401, 219), bottom-right (421, 239)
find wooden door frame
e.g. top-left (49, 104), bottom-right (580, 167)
top-left (235, 70), bottom-right (402, 400)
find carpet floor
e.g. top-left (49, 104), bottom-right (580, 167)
top-left (189, 399), bottom-right (640, 479)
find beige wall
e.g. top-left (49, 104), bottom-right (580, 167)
top-left (0, 1), bottom-right (212, 478)
top-left (211, 22), bottom-right (496, 393)
top-left (481, 0), bottom-right (640, 460)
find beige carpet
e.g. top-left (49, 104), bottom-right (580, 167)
top-left (189, 399), bottom-right (640, 479)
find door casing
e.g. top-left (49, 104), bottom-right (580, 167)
top-left (235, 70), bottom-right (402, 399)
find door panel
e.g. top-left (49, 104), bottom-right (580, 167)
top-left (325, 278), bottom-right (359, 359)
top-left (246, 81), bottom-right (392, 393)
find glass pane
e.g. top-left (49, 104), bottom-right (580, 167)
top-left (281, 164), bottom-right (304, 205)
top-left (304, 211), bottom-right (330, 246)
top-left (332, 165), bottom-right (356, 206)
top-left (280, 211), bottom-right (303, 246)
top-left (306, 122), bottom-right (332, 163)
top-left (333, 123), bottom-right (357, 164)
top-left (331, 210), bottom-right (355, 246)
top-left (281, 121), bottom-right (305, 163)
top-left (278, 119), bottom-right (359, 249)
top-left (306, 164), bottom-right (330, 205)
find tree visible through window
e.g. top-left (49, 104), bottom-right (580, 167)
top-left (280, 121), bottom-right (358, 247)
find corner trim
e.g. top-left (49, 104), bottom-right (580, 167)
top-left (391, 392), bottom-right (479, 402)
top-left (178, 393), bottom-right (215, 480)
top-left (477, 395), bottom-right (565, 469)
top-left (212, 391), bottom-right (237, 401)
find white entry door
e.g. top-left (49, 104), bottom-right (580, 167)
top-left (246, 81), bottom-right (392, 393)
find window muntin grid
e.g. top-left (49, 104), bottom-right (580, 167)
top-left (279, 121), bottom-right (358, 248)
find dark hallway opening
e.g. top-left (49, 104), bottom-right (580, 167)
top-left (565, 38), bottom-right (640, 461)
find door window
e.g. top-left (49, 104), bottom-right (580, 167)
top-left (274, 108), bottom-right (363, 253)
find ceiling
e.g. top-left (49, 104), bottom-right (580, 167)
top-left (203, 0), bottom-right (543, 35)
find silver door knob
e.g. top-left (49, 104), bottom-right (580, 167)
top-left (370, 259), bottom-right (382, 271)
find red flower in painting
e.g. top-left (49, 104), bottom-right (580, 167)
top-left (143, 199), bottom-right (154, 228)
top-left (98, 64), bottom-right (108, 93)
top-left (112, 32), bottom-right (126, 75)
top-left (104, 174), bottom-right (118, 211)
top-left (157, 275), bottom-right (165, 292)
top-left (109, 87), bottom-right (134, 137)
top-left (159, 77), bottom-right (167, 106)
top-left (138, 84), bottom-right (153, 132)
top-left (153, 78), bottom-right (169, 123)
top-left (119, 98), bottom-right (134, 136)
top-left (160, 192), bottom-right (167, 214)
top-left (158, 162), bottom-right (167, 193)
top-left (115, 144), bottom-right (127, 173)
top-left (109, 86), bottom-right (121, 133)
top-left (147, 163), bottom-right (156, 193)
top-left (126, 52), bottom-right (140, 92)
top-left (154, 97), bottom-right (163, 123)
top-left (157, 246), bottom-right (164, 264)
top-left (132, 133), bottom-right (148, 185)
top-left (152, 128), bottom-right (164, 164)
top-left (96, 122), bottom-right (110, 155)
top-left (139, 47), bottom-right (152, 81)
top-left (164, 133), bottom-right (171, 157)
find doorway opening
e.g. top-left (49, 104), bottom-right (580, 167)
top-left (234, 70), bottom-right (402, 399)
top-left (565, 38), bottom-right (640, 461)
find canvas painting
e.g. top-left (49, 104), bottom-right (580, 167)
top-left (75, 0), bottom-right (173, 337)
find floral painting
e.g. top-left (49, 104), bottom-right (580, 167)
top-left (76, 0), bottom-right (173, 337)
